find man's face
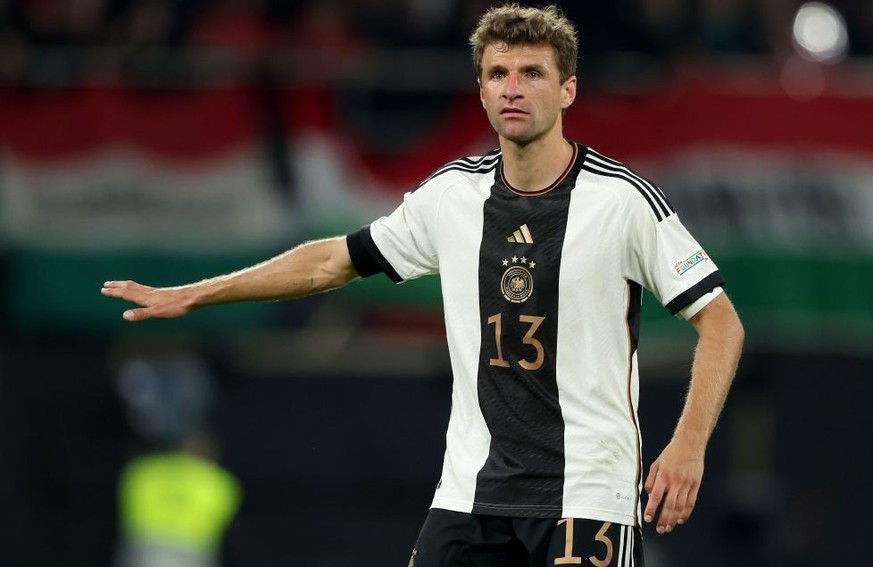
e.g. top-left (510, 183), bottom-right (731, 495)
top-left (479, 42), bottom-right (576, 146)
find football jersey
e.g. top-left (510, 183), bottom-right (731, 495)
top-left (346, 142), bottom-right (724, 526)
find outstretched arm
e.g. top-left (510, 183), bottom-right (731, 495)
top-left (643, 292), bottom-right (744, 534)
top-left (101, 236), bottom-right (359, 322)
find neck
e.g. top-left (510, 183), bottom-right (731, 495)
top-left (499, 130), bottom-right (573, 193)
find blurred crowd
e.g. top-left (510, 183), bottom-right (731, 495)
top-left (1, 0), bottom-right (873, 86)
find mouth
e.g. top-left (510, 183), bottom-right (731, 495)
top-left (500, 108), bottom-right (529, 117)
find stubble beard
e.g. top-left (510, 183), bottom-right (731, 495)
top-left (495, 115), bottom-right (558, 149)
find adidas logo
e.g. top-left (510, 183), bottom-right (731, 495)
top-left (507, 224), bottom-right (534, 244)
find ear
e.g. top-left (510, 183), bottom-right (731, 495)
top-left (561, 75), bottom-right (577, 110)
top-left (478, 78), bottom-right (486, 109)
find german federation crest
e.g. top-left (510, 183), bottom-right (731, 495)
top-left (500, 256), bottom-right (536, 303)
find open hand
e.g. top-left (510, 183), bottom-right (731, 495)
top-left (101, 280), bottom-right (196, 321)
top-left (643, 437), bottom-right (704, 534)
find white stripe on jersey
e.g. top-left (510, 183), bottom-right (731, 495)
top-left (426, 166), bottom-right (497, 513)
top-left (617, 525), bottom-right (627, 567)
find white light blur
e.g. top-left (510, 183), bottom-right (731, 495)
top-left (792, 2), bottom-right (849, 63)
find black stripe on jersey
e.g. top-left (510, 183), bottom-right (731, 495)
top-left (472, 153), bottom-right (583, 517)
top-left (587, 149), bottom-right (675, 216)
top-left (418, 151), bottom-right (500, 187)
top-left (454, 151), bottom-right (501, 168)
top-left (588, 149), bottom-right (675, 209)
top-left (665, 271), bottom-right (725, 315)
top-left (625, 283), bottom-right (644, 528)
top-left (419, 162), bottom-right (499, 188)
top-left (583, 155), bottom-right (672, 220)
top-left (627, 282), bottom-right (643, 354)
top-left (346, 227), bottom-right (403, 283)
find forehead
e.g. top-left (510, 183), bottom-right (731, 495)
top-left (481, 42), bottom-right (558, 70)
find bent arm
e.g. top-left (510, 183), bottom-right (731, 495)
top-left (102, 236), bottom-right (359, 321)
top-left (676, 291), bottom-right (745, 446)
top-left (644, 292), bottom-right (744, 532)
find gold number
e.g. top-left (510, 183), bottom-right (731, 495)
top-left (488, 314), bottom-right (546, 370)
top-left (554, 520), bottom-right (614, 567)
top-left (554, 518), bottom-right (582, 565)
top-left (588, 522), bottom-right (613, 567)
top-left (487, 314), bottom-right (510, 368)
top-left (518, 315), bottom-right (545, 370)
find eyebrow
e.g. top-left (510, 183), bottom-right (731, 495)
top-left (520, 63), bottom-right (548, 75)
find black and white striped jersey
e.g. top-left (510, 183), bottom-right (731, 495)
top-left (346, 142), bottom-right (724, 526)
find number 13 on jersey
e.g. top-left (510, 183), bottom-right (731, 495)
top-left (554, 519), bottom-right (615, 567)
top-left (487, 313), bottom-right (546, 371)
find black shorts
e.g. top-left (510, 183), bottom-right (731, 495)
top-left (409, 509), bottom-right (644, 567)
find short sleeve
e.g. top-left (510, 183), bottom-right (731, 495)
top-left (348, 181), bottom-right (443, 283)
top-left (623, 195), bottom-right (724, 318)
top-left (677, 286), bottom-right (724, 320)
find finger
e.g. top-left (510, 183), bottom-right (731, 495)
top-left (643, 473), bottom-right (665, 526)
top-left (101, 281), bottom-right (119, 295)
top-left (102, 281), bottom-right (131, 297)
top-left (644, 461), bottom-right (659, 494)
top-left (660, 485), bottom-right (688, 533)
top-left (102, 281), bottom-right (153, 306)
top-left (678, 483), bottom-right (699, 525)
top-left (675, 486), bottom-right (690, 522)
top-left (653, 480), bottom-right (682, 533)
top-left (660, 484), bottom-right (680, 530)
top-left (102, 280), bottom-right (138, 291)
top-left (101, 285), bottom-right (126, 298)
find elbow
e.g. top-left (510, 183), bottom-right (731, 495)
top-left (327, 268), bottom-right (358, 290)
top-left (720, 302), bottom-right (745, 355)
top-left (733, 315), bottom-right (746, 350)
top-left (311, 267), bottom-right (354, 294)
top-left (317, 261), bottom-right (358, 292)
top-left (727, 296), bottom-right (745, 340)
top-left (305, 237), bottom-right (358, 293)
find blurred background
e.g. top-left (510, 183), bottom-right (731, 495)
top-left (0, 0), bottom-right (871, 565)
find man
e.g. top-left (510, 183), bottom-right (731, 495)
top-left (102, 5), bottom-right (744, 566)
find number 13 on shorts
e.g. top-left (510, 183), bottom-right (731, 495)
top-left (552, 519), bottom-right (641, 567)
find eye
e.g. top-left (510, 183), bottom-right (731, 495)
top-left (491, 71), bottom-right (506, 80)
top-left (525, 70), bottom-right (541, 79)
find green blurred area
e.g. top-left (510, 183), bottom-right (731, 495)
top-left (6, 245), bottom-right (871, 352)
top-left (4, 248), bottom-right (280, 334)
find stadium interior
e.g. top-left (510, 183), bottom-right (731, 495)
top-left (0, 1), bottom-right (871, 565)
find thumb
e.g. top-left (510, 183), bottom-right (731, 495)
top-left (123, 308), bottom-right (149, 322)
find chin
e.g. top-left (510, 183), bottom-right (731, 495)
top-left (500, 130), bottom-right (541, 147)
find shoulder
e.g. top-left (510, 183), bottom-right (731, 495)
top-left (578, 146), bottom-right (675, 223)
top-left (416, 148), bottom-right (501, 190)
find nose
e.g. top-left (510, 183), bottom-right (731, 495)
top-left (502, 72), bottom-right (522, 101)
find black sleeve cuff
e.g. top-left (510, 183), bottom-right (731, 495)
top-left (346, 227), bottom-right (403, 283)
top-left (665, 271), bottom-right (725, 315)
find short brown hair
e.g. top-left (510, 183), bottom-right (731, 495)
top-left (469, 4), bottom-right (578, 84)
